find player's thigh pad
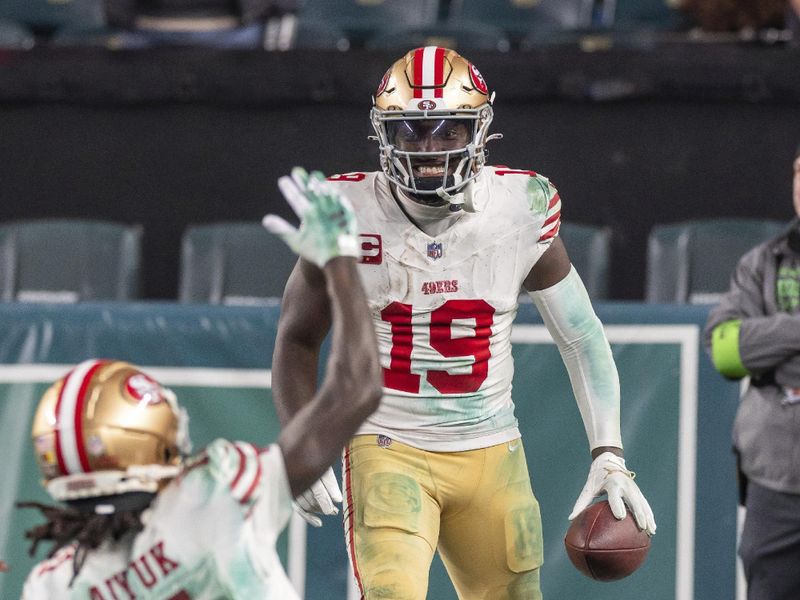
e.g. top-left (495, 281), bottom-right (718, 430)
top-left (438, 439), bottom-right (543, 600)
top-left (344, 435), bottom-right (440, 600)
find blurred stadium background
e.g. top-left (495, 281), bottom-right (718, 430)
top-left (0, 0), bottom-right (798, 598)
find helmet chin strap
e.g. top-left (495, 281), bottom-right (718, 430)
top-left (437, 176), bottom-right (477, 213)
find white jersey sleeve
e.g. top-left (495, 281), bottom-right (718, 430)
top-left (20, 439), bottom-right (296, 600)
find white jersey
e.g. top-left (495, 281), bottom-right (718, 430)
top-left (22, 440), bottom-right (296, 600)
top-left (328, 167), bottom-right (561, 451)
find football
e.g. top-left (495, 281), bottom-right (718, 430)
top-left (564, 500), bottom-right (651, 581)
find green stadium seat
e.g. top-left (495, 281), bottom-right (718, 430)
top-left (300, 0), bottom-right (441, 46)
top-left (178, 221), bottom-right (297, 305)
top-left (0, 18), bottom-right (34, 48)
top-left (645, 218), bottom-right (786, 304)
top-left (0, 0), bottom-right (105, 34)
top-left (265, 15), bottom-right (350, 51)
top-left (49, 26), bottom-right (119, 47)
top-left (518, 222), bottom-right (612, 302)
top-left (366, 21), bottom-right (510, 52)
top-left (449, 0), bottom-right (594, 45)
top-left (560, 221), bottom-right (612, 300)
top-left (603, 0), bottom-right (687, 30)
top-left (0, 219), bottom-right (142, 302)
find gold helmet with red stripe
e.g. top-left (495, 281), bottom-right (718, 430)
top-left (370, 46), bottom-right (499, 207)
top-left (31, 359), bottom-right (191, 502)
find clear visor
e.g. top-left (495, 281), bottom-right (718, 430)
top-left (386, 118), bottom-right (474, 154)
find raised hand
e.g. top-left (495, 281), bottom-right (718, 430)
top-left (263, 167), bottom-right (359, 268)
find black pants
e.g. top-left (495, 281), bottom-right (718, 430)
top-left (739, 481), bottom-right (800, 600)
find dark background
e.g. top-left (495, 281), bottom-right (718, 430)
top-left (1, 44), bottom-right (798, 300)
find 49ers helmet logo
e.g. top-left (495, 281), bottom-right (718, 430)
top-left (417, 99), bottom-right (437, 110)
top-left (468, 63), bottom-right (488, 95)
top-left (125, 373), bottom-right (165, 406)
top-left (376, 68), bottom-right (391, 96)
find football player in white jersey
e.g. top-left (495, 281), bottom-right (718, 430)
top-left (272, 47), bottom-right (657, 599)
top-left (18, 169), bottom-right (382, 599)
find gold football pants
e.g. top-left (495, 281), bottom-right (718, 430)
top-left (342, 435), bottom-right (543, 600)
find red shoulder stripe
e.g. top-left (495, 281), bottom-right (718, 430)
top-left (543, 212), bottom-right (560, 228)
top-left (239, 443), bottom-right (262, 505)
top-left (229, 444), bottom-right (248, 493)
top-left (539, 220), bottom-right (561, 242)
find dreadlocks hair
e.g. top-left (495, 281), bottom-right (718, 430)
top-left (17, 500), bottom-right (147, 585)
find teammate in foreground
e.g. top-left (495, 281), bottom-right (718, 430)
top-left (18, 169), bottom-right (382, 599)
top-left (273, 47), bottom-right (657, 599)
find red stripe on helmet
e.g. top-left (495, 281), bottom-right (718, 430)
top-left (434, 47), bottom-right (445, 98)
top-left (53, 371), bottom-right (71, 476)
top-left (73, 362), bottom-right (104, 472)
top-left (413, 47), bottom-right (425, 98)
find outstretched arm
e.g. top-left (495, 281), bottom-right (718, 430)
top-left (523, 239), bottom-right (623, 455)
top-left (264, 168), bottom-right (382, 498)
top-left (272, 257), bottom-right (331, 428)
top-left (524, 239), bottom-right (656, 535)
top-left (278, 256), bottom-right (381, 497)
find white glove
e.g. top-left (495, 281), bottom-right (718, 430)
top-left (263, 167), bottom-right (359, 268)
top-left (569, 452), bottom-right (657, 536)
top-left (293, 467), bottom-right (343, 528)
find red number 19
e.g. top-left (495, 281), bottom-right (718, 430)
top-left (381, 299), bottom-right (495, 394)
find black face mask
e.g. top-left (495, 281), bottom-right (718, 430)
top-left (412, 173), bottom-right (456, 192)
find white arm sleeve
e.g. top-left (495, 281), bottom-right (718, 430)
top-left (527, 266), bottom-right (622, 450)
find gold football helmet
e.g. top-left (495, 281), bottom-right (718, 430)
top-left (31, 359), bottom-right (191, 502)
top-left (371, 46), bottom-right (500, 207)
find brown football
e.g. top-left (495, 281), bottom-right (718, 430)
top-left (564, 500), bottom-right (651, 581)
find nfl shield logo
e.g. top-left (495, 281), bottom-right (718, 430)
top-left (427, 242), bottom-right (443, 260)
